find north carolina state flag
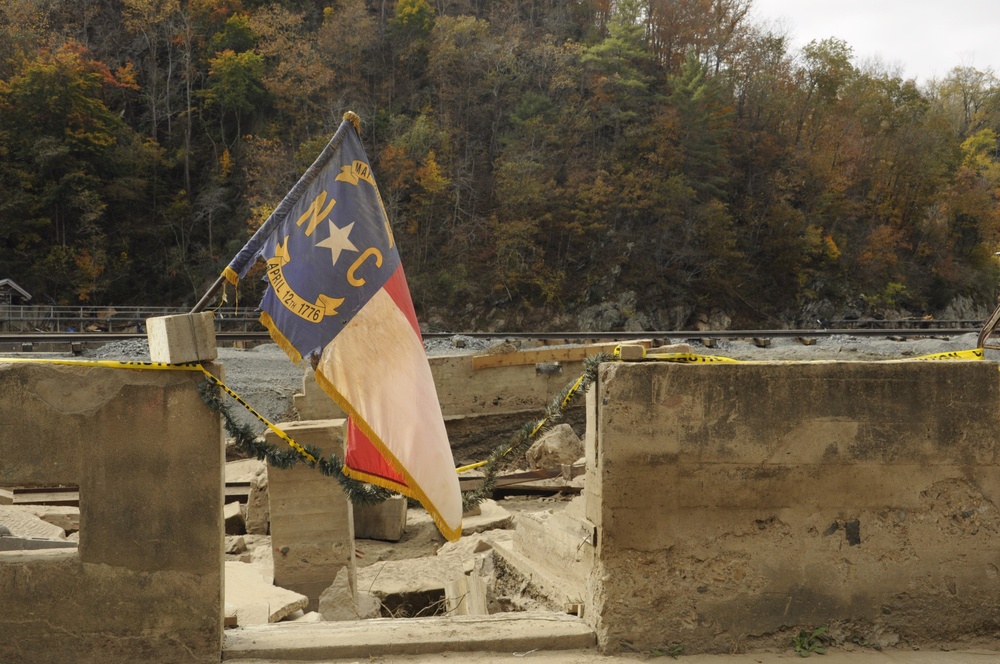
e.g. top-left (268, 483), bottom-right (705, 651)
top-left (223, 113), bottom-right (461, 540)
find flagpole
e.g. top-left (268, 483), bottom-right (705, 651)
top-left (190, 275), bottom-right (226, 313)
top-left (190, 113), bottom-right (362, 315)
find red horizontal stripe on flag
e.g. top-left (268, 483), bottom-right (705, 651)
top-left (346, 417), bottom-right (407, 486)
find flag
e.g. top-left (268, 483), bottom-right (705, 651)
top-left (223, 112), bottom-right (462, 541)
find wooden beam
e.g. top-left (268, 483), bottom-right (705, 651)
top-left (471, 340), bottom-right (652, 370)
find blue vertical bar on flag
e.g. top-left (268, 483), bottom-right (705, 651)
top-left (222, 112), bottom-right (463, 541)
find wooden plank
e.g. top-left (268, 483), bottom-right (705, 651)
top-left (458, 467), bottom-right (562, 492)
top-left (472, 340), bottom-right (651, 370)
top-left (12, 487), bottom-right (79, 506)
top-left (225, 484), bottom-right (251, 503)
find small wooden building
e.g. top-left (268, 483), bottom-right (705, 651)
top-left (0, 279), bottom-right (32, 305)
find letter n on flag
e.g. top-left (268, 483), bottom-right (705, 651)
top-left (221, 112), bottom-right (462, 540)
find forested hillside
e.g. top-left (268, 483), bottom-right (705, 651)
top-left (2, 0), bottom-right (999, 330)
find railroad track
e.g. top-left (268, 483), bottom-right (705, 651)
top-left (0, 326), bottom-right (985, 347)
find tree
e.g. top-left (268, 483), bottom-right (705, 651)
top-left (0, 42), bottom-right (158, 302)
top-left (201, 48), bottom-right (266, 145)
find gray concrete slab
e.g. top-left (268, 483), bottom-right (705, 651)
top-left (226, 648), bottom-right (1000, 663)
top-left (223, 612), bottom-right (595, 660)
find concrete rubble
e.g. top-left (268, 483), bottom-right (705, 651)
top-left (0, 505), bottom-right (70, 540)
top-left (14, 334), bottom-right (1000, 661)
top-left (225, 561), bottom-right (309, 625)
top-left (526, 423), bottom-right (584, 470)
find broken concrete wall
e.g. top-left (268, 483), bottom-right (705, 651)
top-left (295, 353), bottom-right (591, 465)
top-left (586, 360), bottom-right (1000, 654)
top-left (0, 363), bottom-right (223, 664)
top-left (296, 353), bottom-right (585, 421)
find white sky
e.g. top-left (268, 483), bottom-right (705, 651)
top-left (750, 0), bottom-right (1000, 83)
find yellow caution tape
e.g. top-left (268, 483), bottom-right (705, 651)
top-left (195, 365), bottom-right (319, 464)
top-left (884, 348), bottom-right (984, 362)
top-left (636, 348), bottom-right (984, 364)
top-left (0, 357), bottom-right (202, 371)
top-left (645, 352), bottom-right (742, 364)
top-left (0, 355), bottom-right (319, 465)
top-left (4, 346), bottom-right (986, 478)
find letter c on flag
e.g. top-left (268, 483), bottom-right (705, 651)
top-left (348, 248), bottom-right (383, 287)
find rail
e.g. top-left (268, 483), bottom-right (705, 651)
top-left (0, 305), bottom-right (263, 333)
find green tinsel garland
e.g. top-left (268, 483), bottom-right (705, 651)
top-left (199, 351), bottom-right (610, 512)
top-left (461, 352), bottom-right (610, 511)
top-left (199, 380), bottom-right (394, 506)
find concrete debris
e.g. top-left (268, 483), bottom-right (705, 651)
top-left (285, 610), bottom-right (322, 622)
top-left (224, 561), bottom-right (308, 625)
top-left (225, 535), bottom-right (247, 555)
top-left (358, 553), bottom-right (467, 600)
top-left (0, 505), bottom-right (67, 540)
top-left (445, 570), bottom-right (489, 616)
top-left (225, 459), bottom-right (263, 484)
top-left (354, 494), bottom-right (406, 542)
top-left (318, 567), bottom-right (355, 622)
top-left (224, 603), bottom-right (238, 628)
top-left (318, 567), bottom-right (361, 621)
top-left (244, 462), bottom-right (270, 535)
top-left (224, 501), bottom-right (246, 536)
top-left (356, 589), bottom-right (382, 619)
top-left (462, 499), bottom-right (514, 535)
top-left (437, 529), bottom-right (513, 558)
top-left (526, 424), bottom-right (583, 470)
top-left (0, 536), bottom-right (77, 551)
top-left (24, 505), bottom-right (79, 534)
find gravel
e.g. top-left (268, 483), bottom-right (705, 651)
top-left (4, 331), bottom-right (993, 435)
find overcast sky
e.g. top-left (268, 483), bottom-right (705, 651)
top-left (750, 0), bottom-right (1000, 83)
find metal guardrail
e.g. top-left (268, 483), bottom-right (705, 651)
top-left (0, 305), bottom-right (265, 333)
top-left (0, 305), bottom-right (986, 335)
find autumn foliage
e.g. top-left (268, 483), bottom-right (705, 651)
top-left (0, 0), bottom-right (998, 329)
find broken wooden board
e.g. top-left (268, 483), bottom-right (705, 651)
top-left (471, 340), bottom-right (652, 370)
top-left (10, 487), bottom-right (79, 506)
top-left (458, 462), bottom-right (585, 494)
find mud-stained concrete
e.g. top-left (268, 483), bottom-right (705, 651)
top-left (587, 360), bottom-right (1000, 654)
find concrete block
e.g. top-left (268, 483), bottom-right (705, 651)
top-left (146, 311), bottom-right (217, 364)
top-left (526, 424), bottom-right (583, 470)
top-left (265, 419), bottom-right (354, 612)
top-left (225, 561), bottom-right (308, 625)
top-left (616, 344), bottom-right (646, 361)
top-left (462, 499), bottom-right (513, 535)
top-left (294, 370), bottom-right (346, 420)
top-left (24, 505), bottom-right (79, 534)
top-left (224, 612), bottom-right (596, 660)
top-left (0, 505), bottom-right (68, 539)
top-left (358, 553), bottom-right (467, 598)
top-left (353, 494), bottom-right (407, 541)
top-left (445, 571), bottom-right (488, 615)
top-left (224, 501), bottom-right (246, 535)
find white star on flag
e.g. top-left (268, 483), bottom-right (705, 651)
top-left (316, 220), bottom-right (357, 267)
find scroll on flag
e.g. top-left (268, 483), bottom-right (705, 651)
top-left (222, 112), bottom-right (462, 541)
